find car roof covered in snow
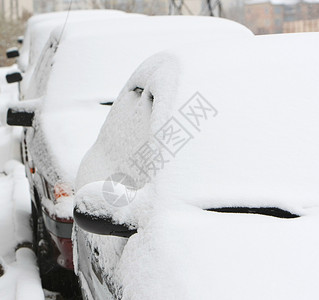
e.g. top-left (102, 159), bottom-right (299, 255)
top-left (18, 9), bottom-right (130, 97)
top-left (77, 32), bottom-right (319, 213)
top-left (30, 16), bottom-right (253, 186)
top-left (37, 15), bottom-right (252, 103)
top-left (18, 9), bottom-right (126, 72)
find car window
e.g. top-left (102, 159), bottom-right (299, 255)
top-left (25, 37), bottom-right (58, 100)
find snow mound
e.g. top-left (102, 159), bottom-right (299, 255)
top-left (74, 32), bottom-right (319, 300)
top-left (27, 16), bottom-right (253, 186)
top-left (19, 9), bottom-right (133, 98)
top-left (0, 67), bottom-right (21, 170)
top-left (18, 9), bottom-right (126, 72)
top-left (77, 32), bottom-right (319, 213)
top-left (0, 160), bottom-right (43, 300)
top-left (116, 204), bottom-right (319, 300)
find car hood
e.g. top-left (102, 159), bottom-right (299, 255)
top-left (30, 102), bottom-right (110, 186)
top-left (114, 203), bottom-right (319, 300)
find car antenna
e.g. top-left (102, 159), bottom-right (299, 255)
top-left (57, 0), bottom-right (73, 46)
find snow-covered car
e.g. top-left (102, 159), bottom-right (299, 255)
top-left (0, 67), bottom-right (21, 166)
top-left (6, 16), bottom-right (253, 296)
top-left (5, 9), bottom-right (128, 98)
top-left (74, 32), bottom-right (319, 300)
top-left (18, 9), bottom-right (126, 72)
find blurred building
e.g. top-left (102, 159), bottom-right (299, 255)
top-left (283, 18), bottom-right (319, 32)
top-left (244, 0), bottom-right (319, 34)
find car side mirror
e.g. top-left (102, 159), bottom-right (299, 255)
top-left (6, 72), bottom-right (22, 84)
top-left (73, 207), bottom-right (137, 238)
top-left (17, 36), bottom-right (24, 44)
top-left (6, 47), bottom-right (20, 58)
top-left (7, 108), bottom-right (34, 127)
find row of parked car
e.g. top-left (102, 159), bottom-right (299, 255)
top-left (3, 8), bottom-right (319, 300)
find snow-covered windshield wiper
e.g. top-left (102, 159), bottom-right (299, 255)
top-left (206, 207), bottom-right (299, 219)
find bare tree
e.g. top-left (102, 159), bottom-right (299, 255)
top-left (201, 0), bottom-right (222, 17)
top-left (86, 0), bottom-right (136, 11)
top-left (169, 0), bottom-right (184, 15)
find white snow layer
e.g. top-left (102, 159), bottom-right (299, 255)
top-left (0, 67), bottom-right (22, 170)
top-left (0, 161), bottom-right (44, 300)
top-left (73, 32), bottom-right (319, 299)
top-left (18, 9), bottom-right (131, 98)
top-left (18, 9), bottom-right (126, 71)
top-left (74, 182), bottom-right (319, 300)
top-left (28, 16), bottom-right (252, 187)
top-left (42, 195), bottom-right (74, 220)
top-left (77, 32), bottom-right (319, 212)
top-left (0, 67), bottom-right (43, 299)
top-left (117, 204), bottom-right (319, 300)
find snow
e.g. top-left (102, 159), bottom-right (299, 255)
top-left (44, 16), bottom-right (251, 103)
top-left (1, 248), bottom-right (44, 300)
top-left (6, 47), bottom-right (19, 53)
top-left (0, 67), bottom-right (43, 299)
top-left (0, 67), bottom-right (22, 170)
top-left (9, 98), bottom-right (40, 113)
top-left (74, 32), bottom-right (319, 299)
top-left (0, 161), bottom-right (44, 300)
top-left (74, 185), bottom-right (319, 299)
top-left (75, 181), bottom-right (147, 226)
top-left (18, 9), bottom-right (126, 71)
top-left (0, 126), bottom-right (21, 171)
top-left (77, 32), bottom-right (319, 213)
top-left (42, 196), bottom-right (74, 220)
top-left (18, 9), bottom-right (131, 98)
top-left (115, 204), bottom-right (319, 300)
top-left (0, 66), bottom-right (19, 109)
top-left (26, 16), bottom-right (252, 189)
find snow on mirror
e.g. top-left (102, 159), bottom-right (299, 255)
top-left (102, 173), bottom-right (137, 208)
